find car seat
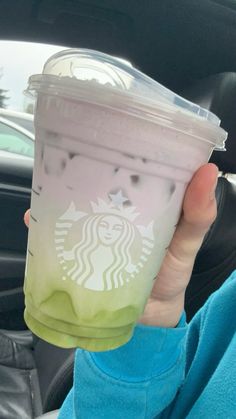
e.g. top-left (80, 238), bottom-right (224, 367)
top-left (0, 329), bottom-right (74, 418)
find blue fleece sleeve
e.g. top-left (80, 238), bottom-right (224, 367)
top-left (59, 314), bottom-right (187, 419)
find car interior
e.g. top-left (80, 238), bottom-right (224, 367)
top-left (0, 1), bottom-right (236, 418)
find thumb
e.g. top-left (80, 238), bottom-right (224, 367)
top-left (140, 163), bottom-right (218, 326)
top-left (151, 163), bottom-right (218, 302)
top-left (170, 163), bottom-right (218, 262)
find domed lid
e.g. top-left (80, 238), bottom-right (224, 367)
top-left (27, 48), bottom-right (227, 149)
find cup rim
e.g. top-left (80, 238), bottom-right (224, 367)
top-left (26, 73), bottom-right (227, 151)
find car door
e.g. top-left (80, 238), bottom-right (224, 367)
top-left (0, 117), bottom-right (34, 158)
top-left (0, 154), bottom-right (32, 329)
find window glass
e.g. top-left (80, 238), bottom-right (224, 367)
top-left (0, 121), bottom-right (34, 158)
top-left (0, 41), bottom-right (64, 114)
top-left (0, 40), bottom-right (65, 157)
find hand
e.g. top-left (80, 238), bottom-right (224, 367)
top-left (139, 163), bottom-right (218, 328)
top-left (24, 163), bottom-right (218, 329)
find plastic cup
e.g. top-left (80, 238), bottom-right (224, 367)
top-left (24, 49), bottom-right (227, 351)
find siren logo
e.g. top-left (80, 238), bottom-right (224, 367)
top-left (55, 191), bottom-right (154, 291)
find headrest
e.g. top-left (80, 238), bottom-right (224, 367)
top-left (182, 73), bottom-right (236, 174)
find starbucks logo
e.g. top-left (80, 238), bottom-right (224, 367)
top-left (55, 190), bottom-right (154, 291)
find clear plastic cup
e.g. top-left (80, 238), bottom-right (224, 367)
top-left (24, 49), bottom-right (227, 351)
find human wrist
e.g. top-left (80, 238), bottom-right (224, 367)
top-left (138, 295), bottom-right (185, 328)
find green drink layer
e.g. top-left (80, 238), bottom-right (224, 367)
top-left (24, 309), bottom-right (134, 351)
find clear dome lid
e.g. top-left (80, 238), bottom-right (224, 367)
top-left (26, 48), bottom-right (227, 150)
top-left (41, 49), bottom-right (220, 126)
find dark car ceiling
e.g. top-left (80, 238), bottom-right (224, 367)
top-left (1, 0), bottom-right (236, 92)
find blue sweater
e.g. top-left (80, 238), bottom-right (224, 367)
top-left (59, 270), bottom-right (236, 418)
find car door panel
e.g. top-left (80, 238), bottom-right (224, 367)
top-left (0, 155), bottom-right (32, 329)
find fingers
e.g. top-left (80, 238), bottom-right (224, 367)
top-left (150, 163), bottom-right (219, 304)
top-left (24, 209), bottom-right (30, 228)
top-left (169, 163), bottom-right (218, 262)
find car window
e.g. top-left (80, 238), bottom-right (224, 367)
top-left (0, 41), bottom-right (64, 114)
top-left (4, 116), bottom-right (34, 134)
top-left (0, 121), bottom-right (34, 158)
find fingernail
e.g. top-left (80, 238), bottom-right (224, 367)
top-left (209, 179), bottom-right (218, 200)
